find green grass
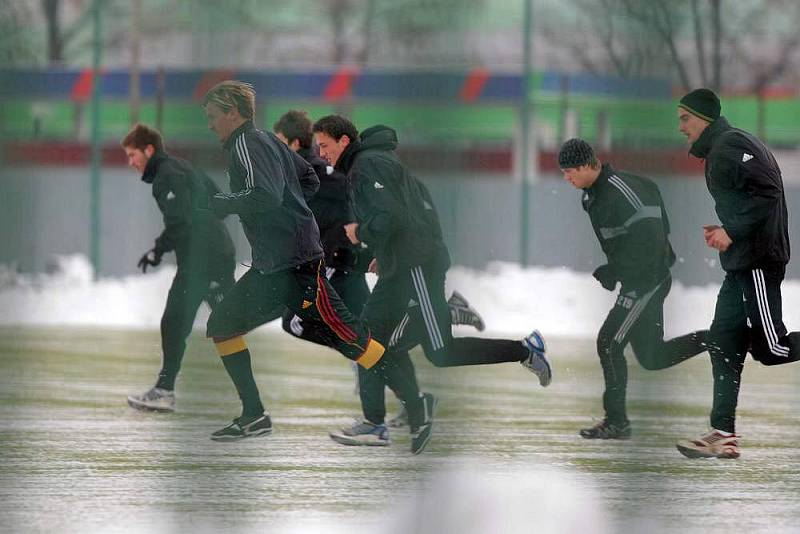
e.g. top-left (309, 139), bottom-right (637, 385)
top-left (1, 327), bottom-right (799, 532)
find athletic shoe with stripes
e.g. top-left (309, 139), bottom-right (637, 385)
top-left (448, 291), bottom-right (486, 331)
top-left (676, 429), bottom-right (740, 459)
top-left (210, 413), bottom-right (273, 441)
top-left (127, 386), bottom-right (175, 413)
top-left (521, 330), bottom-right (552, 387)
top-left (329, 420), bottom-right (390, 446)
top-left (579, 418), bottom-right (631, 440)
top-left (410, 393), bottom-right (437, 455)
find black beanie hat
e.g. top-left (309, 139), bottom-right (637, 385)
top-left (558, 138), bottom-right (595, 169)
top-left (679, 88), bottom-right (721, 122)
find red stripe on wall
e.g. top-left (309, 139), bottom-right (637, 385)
top-left (192, 69), bottom-right (237, 101)
top-left (323, 68), bottom-right (360, 102)
top-left (71, 69), bottom-right (97, 103)
top-left (459, 68), bottom-right (490, 103)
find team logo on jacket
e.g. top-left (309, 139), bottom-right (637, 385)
top-left (742, 153), bottom-right (754, 162)
top-left (374, 181), bottom-right (384, 189)
top-left (167, 191), bottom-right (176, 200)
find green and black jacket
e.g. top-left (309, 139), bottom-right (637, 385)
top-left (336, 125), bottom-right (448, 279)
top-left (582, 163), bottom-right (675, 290)
top-left (690, 116), bottom-right (789, 272)
top-left (142, 150), bottom-right (235, 269)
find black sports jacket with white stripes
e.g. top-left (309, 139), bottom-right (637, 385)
top-left (690, 116), bottom-right (790, 272)
top-left (582, 164), bottom-right (676, 290)
top-left (211, 121), bottom-right (323, 273)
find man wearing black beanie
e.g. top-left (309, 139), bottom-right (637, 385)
top-left (558, 138), bottom-right (708, 440)
top-left (676, 88), bottom-right (800, 459)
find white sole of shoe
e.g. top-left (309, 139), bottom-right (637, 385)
top-left (127, 397), bottom-right (175, 413)
top-left (210, 428), bottom-right (273, 442)
top-left (676, 443), bottom-right (739, 459)
top-left (328, 432), bottom-right (390, 446)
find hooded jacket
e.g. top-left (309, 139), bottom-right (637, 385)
top-left (211, 121), bottom-right (323, 273)
top-left (582, 163), bottom-right (675, 290)
top-left (336, 125), bottom-right (448, 279)
top-left (142, 150), bottom-right (235, 268)
top-left (690, 116), bottom-right (789, 272)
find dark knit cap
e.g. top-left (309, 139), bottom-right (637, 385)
top-left (558, 138), bottom-right (595, 169)
top-left (679, 88), bottom-right (721, 122)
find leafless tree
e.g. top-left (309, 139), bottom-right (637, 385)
top-left (544, 0), bottom-right (800, 98)
top-left (0, 0), bottom-right (37, 65)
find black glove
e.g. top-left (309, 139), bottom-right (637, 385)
top-left (137, 248), bottom-right (163, 273)
top-left (592, 264), bottom-right (618, 291)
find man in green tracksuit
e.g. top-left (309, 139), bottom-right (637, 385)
top-left (313, 115), bottom-right (553, 451)
top-left (558, 138), bottom-right (708, 440)
top-left (122, 123), bottom-right (236, 413)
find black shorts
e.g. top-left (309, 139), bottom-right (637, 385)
top-left (206, 260), bottom-right (373, 360)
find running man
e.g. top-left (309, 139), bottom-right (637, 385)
top-left (675, 88), bottom-right (800, 459)
top-left (201, 82), bottom-right (430, 453)
top-left (558, 138), bottom-right (708, 440)
top-left (123, 123), bottom-right (236, 413)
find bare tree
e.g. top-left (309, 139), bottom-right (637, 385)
top-left (41, 0), bottom-right (98, 65)
top-left (0, 0), bottom-right (37, 65)
top-left (721, 0), bottom-right (800, 139)
top-left (543, 0), bottom-right (800, 99)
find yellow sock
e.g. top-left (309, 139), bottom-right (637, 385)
top-left (356, 338), bottom-right (385, 369)
top-left (215, 336), bottom-right (247, 357)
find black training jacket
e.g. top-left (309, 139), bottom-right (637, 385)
top-left (582, 163), bottom-right (675, 290)
top-left (142, 150), bottom-right (235, 268)
top-left (690, 116), bottom-right (789, 272)
top-left (298, 147), bottom-right (358, 270)
top-left (336, 125), bottom-right (449, 279)
top-left (211, 121), bottom-right (323, 273)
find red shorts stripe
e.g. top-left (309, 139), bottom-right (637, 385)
top-left (316, 274), bottom-right (358, 343)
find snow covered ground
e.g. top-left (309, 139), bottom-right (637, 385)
top-left (8, 253), bottom-right (800, 339)
top-left (1, 327), bottom-right (799, 534)
top-left (3, 255), bottom-right (800, 533)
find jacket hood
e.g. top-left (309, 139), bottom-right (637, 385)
top-left (359, 125), bottom-right (398, 151)
top-left (689, 116), bottom-right (731, 159)
top-left (336, 125), bottom-right (398, 174)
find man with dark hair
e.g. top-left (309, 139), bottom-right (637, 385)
top-left (675, 88), bottom-right (800, 459)
top-left (558, 137), bottom-right (708, 440)
top-left (122, 123), bottom-right (236, 412)
top-left (201, 82), bottom-right (432, 453)
top-left (312, 115), bottom-right (552, 448)
top-left (274, 110), bottom-right (485, 445)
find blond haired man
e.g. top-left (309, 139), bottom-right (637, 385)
top-left (200, 82), bottom-right (432, 453)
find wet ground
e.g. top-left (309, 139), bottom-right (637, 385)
top-left (1, 326), bottom-right (799, 533)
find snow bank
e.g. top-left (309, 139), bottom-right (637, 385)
top-left (4, 254), bottom-right (800, 339)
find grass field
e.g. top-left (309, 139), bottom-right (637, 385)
top-left (1, 326), bottom-right (799, 533)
